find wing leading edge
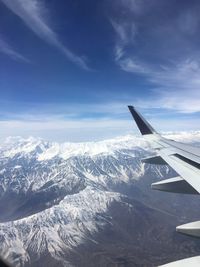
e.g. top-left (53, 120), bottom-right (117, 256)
top-left (128, 106), bottom-right (200, 240)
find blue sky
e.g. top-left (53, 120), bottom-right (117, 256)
top-left (0, 0), bottom-right (200, 141)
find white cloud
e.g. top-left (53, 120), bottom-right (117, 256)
top-left (0, 111), bottom-right (200, 142)
top-left (109, 1), bottom-right (200, 113)
top-left (0, 37), bottom-right (29, 62)
top-left (0, 99), bottom-right (199, 141)
top-left (110, 18), bottom-right (137, 60)
top-left (114, 45), bottom-right (124, 61)
top-left (1, 0), bottom-right (89, 69)
top-left (110, 19), bottom-right (137, 45)
top-left (0, 100), bottom-right (131, 141)
top-left (114, 0), bottom-right (146, 15)
top-left (119, 57), bottom-right (151, 74)
top-left (118, 57), bottom-right (200, 113)
top-left (0, 89), bottom-right (199, 141)
top-left (0, 118), bottom-right (134, 142)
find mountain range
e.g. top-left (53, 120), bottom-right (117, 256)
top-left (1, 133), bottom-right (200, 266)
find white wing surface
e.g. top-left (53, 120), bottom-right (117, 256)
top-left (160, 256), bottom-right (200, 267)
top-left (128, 106), bottom-right (200, 236)
top-left (128, 106), bottom-right (200, 266)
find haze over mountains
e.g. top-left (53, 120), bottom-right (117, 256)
top-left (1, 132), bottom-right (200, 267)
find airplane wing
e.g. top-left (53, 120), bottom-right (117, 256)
top-left (128, 106), bottom-right (200, 236)
top-left (160, 256), bottom-right (200, 267)
top-left (128, 106), bottom-right (200, 265)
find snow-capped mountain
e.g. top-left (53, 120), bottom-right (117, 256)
top-left (1, 133), bottom-right (200, 267)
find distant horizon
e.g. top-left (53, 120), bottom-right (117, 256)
top-left (2, 129), bottom-right (200, 144)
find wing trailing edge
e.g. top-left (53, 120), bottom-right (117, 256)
top-left (176, 221), bottom-right (200, 238)
top-left (141, 155), bottom-right (167, 165)
top-left (151, 176), bottom-right (199, 194)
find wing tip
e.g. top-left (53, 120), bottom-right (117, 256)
top-left (128, 105), bottom-right (156, 135)
top-left (127, 105), bottom-right (135, 110)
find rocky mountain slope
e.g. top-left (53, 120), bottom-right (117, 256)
top-left (0, 133), bottom-right (200, 266)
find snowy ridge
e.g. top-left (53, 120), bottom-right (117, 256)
top-left (0, 132), bottom-right (199, 266)
top-left (38, 135), bottom-right (148, 160)
top-left (0, 135), bottom-right (148, 160)
top-left (0, 186), bottom-right (121, 266)
top-left (1, 132), bottom-right (200, 161)
top-left (1, 136), bottom-right (49, 158)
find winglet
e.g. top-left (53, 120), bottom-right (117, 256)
top-left (128, 106), bottom-right (156, 135)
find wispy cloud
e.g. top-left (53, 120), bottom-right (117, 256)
top-left (109, 0), bottom-right (200, 113)
top-left (110, 19), bottom-right (137, 45)
top-left (116, 0), bottom-right (146, 14)
top-left (110, 19), bottom-right (137, 61)
top-left (0, 100), bottom-right (132, 122)
top-left (119, 57), bottom-right (150, 74)
top-left (118, 57), bottom-right (200, 113)
top-left (0, 36), bottom-right (29, 62)
top-left (109, 0), bottom-right (146, 61)
top-left (1, 0), bottom-right (89, 69)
